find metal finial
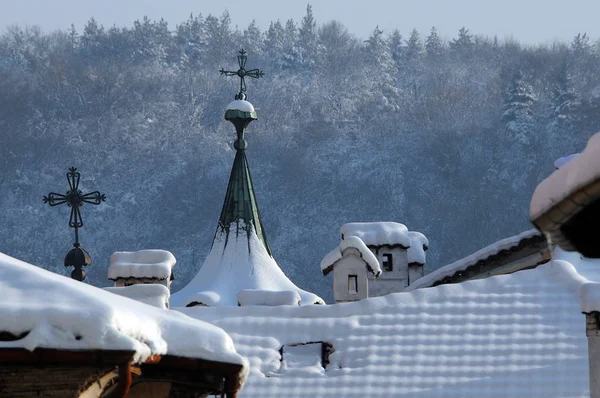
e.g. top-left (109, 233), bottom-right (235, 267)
top-left (43, 167), bottom-right (105, 281)
top-left (219, 49), bottom-right (264, 99)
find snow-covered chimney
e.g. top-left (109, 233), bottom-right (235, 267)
top-left (107, 250), bottom-right (176, 308)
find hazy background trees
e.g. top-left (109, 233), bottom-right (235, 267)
top-left (1, 5), bottom-right (599, 302)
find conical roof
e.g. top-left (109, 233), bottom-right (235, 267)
top-left (171, 98), bottom-right (323, 307)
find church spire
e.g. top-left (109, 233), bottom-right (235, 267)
top-left (170, 50), bottom-right (323, 307)
top-left (216, 49), bottom-right (271, 254)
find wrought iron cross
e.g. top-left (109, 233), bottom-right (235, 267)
top-left (43, 167), bottom-right (106, 246)
top-left (219, 49), bottom-right (264, 99)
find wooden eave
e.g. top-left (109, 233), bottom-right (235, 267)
top-left (428, 233), bottom-right (550, 288)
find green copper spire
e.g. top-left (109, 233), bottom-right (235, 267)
top-left (215, 50), bottom-right (271, 255)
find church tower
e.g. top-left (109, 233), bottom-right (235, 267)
top-left (171, 50), bottom-right (323, 307)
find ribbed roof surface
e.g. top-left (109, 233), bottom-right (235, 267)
top-left (217, 149), bottom-right (272, 256)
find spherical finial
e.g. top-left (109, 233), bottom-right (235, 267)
top-left (234, 138), bottom-right (248, 150)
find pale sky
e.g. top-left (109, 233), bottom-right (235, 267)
top-left (1, 0), bottom-right (599, 44)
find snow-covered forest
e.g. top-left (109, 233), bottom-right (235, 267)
top-left (1, 6), bottom-right (598, 302)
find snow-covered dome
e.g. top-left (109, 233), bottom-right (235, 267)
top-left (226, 99), bottom-right (255, 113)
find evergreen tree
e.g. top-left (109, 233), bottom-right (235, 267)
top-left (572, 33), bottom-right (592, 57)
top-left (298, 4), bottom-right (318, 68)
top-left (405, 29), bottom-right (424, 60)
top-left (80, 18), bottom-right (105, 61)
top-left (450, 27), bottom-right (473, 52)
top-left (425, 26), bottom-right (443, 57)
top-left (175, 13), bottom-right (206, 69)
top-left (264, 20), bottom-right (284, 67)
top-left (502, 71), bottom-right (536, 144)
top-left (364, 26), bottom-right (400, 112)
top-left (548, 63), bottom-right (579, 140)
top-left (387, 29), bottom-right (404, 64)
top-left (242, 20), bottom-right (263, 57)
top-left (281, 19), bottom-right (300, 70)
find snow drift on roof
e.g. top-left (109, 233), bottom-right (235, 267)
top-left (0, 252), bottom-right (246, 369)
top-left (104, 284), bottom-right (170, 309)
top-left (554, 153), bottom-right (580, 169)
top-left (227, 99), bottom-right (255, 113)
top-left (179, 260), bottom-right (589, 397)
top-left (341, 222), bottom-right (411, 248)
top-left (407, 231), bottom-right (428, 265)
top-left (108, 249), bottom-right (175, 280)
top-left (531, 131), bottom-right (600, 221)
top-left (171, 223), bottom-right (324, 307)
top-left (237, 289), bottom-right (301, 307)
top-left (405, 229), bottom-right (540, 291)
top-left (320, 236), bottom-right (381, 276)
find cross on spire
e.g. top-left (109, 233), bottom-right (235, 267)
top-left (43, 167), bottom-right (106, 247)
top-left (220, 49), bottom-right (264, 100)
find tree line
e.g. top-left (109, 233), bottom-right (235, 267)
top-left (1, 5), bottom-right (598, 301)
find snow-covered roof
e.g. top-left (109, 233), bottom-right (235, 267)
top-left (407, 231), bottom-right (428, 265)
top-left (531, 131), bottom-right (600, 223)
top-left (341, 222), bottom-right (411, 248)
top-left (178, 259), bottom-right (589, 397)
top-left (405, 229), bottom-right (542, 291)
top-left (320, 236), bottom-right (381, 276)
top-left (0, 252), bottom-right (247, 370)
top-left (104, 284), bottom-right (170, 309)
top-left (237, 289), bottom-right (301, 307)
top-left (171, 225), bottom-right (324, 307)
top-left (108, 249), bottom-right (175, 280)
top-left (226, 99), bottom-right (255, 113)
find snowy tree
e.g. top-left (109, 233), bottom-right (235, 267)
top-left (572, 33), bottom-right (592, 57)
top-left (80, 18), bottom-right (105, 61)
top-left (502, 71), bottom-right (536, 144)
top-left (548, 63), bottom-right (579, 141)
top-left (241, 20), bottom-right (263, 57)
top-left (363, 26), bottom-right (400, 113)
top-left (405, 29), bottom-right (424, 61)
top-left (298, 4), bottom-right (318, 68)
top-left (450, 27), bottom-right (473, 52)
top-left (425, 26), bottom-right (443, 57)
top-left (175, 13), bottom-right (206, 69)
top-left (387, 29), bottom-right (404, 64)
top-left (264, 20), bottom-right (284, 68)
top-left (280, 19), bottom-right (300, 69)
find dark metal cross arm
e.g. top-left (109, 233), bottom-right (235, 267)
top-left (219, 69), bottom-right (239, 76)
top-left (80, 191), bottom-right (106, 205)
top-left (43, 192), bottom-right (69, 206)
top-left (244, 69), bottom-right (264, 78)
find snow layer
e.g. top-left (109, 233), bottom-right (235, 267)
top-left (0, 252), bottom-right (246, 369)
top-left (553, 246), bottom-right (600, 282)
top-left (531, 131), bottom-right (600, 221)
top-left (108, 249), bottom-right (175, 280)
top-left (237, 289), bottom-right (301, 307)
top-left (405, 229), bottom-right (541, 291)
top-left (407, 231), bottom-right (428, 265)
top-left (227, 99), bottom-right (255, 113)
top-left (341, 222), bottom-right (411, 248)
top-left (554, 153), bottom-right (580, 169)
top-left (581, 282), bottom-right (600, 313)
top-left (104, 284), bottom-right (170, 309)
top-left (179, 260), bottom-right (589, 397)
top-left (320, 236), bottom-right (381, 276)
top-left (171, 224), bottom-right (324, 307)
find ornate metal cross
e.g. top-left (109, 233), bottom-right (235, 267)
top-left (43, 167), bottom-right (106, 246)
top-left (219, 49), bottom-right (264, 99)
